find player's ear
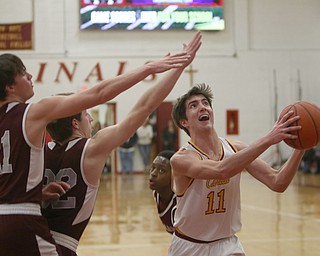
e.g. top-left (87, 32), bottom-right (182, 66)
top-left (5, 84), bottom-right (14, 92)
top-left (72, 118), bottom-right (79, 129)
top-left (180, 119), bottom-right (188, 128)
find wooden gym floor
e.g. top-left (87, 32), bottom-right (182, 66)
top-left (77, 172), bottom-right (320, 256)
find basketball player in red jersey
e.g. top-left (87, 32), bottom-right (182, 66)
top-left (149, 150), bottom-right (176, 234)
top-left (0, 43), bottom-right (193, 255)
top-left (169, 84), bottom-right (305, 256)
top-left (41, 32), bottom-right (201, 255)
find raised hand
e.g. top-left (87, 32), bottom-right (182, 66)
top-left (182, 31), bottom-right (202, 67)
top-left (266, 111), bottom-right (301, 145)
top-left (145, 52), bottom-right (191, 74)
top-left (144, 31), bottom-right (202, 74)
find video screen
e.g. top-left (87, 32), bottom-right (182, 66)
top-left (80, 0), bottom-right (224, 31)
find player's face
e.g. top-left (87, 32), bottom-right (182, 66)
top-left (182, 94), bottom-right (213, 133)
top-left (79, 110), bottom-right (93, 138)
top-left (148, 156), bottom-right (171, 192)
top-left (11, 70), bottom-right (34, 102)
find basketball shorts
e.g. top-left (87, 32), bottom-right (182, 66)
top-left (168, 233), bottom-right (246, 256)
top-left (0, 214), bottom-right (62, 256)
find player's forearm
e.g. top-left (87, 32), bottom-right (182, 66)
top-left (93, 64), bottom-right (153, 104)
top-left (218, 136), bottom-right (275, 179)
top-left (271, 150), bottom-right (304, 192)
top-left (140, 68), bottom-right (184, 110)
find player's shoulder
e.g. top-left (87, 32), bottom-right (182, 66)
top-left (171, 147), bottom-right (201, 167)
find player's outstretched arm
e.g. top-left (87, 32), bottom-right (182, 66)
top-left (31, 52), bottom-right (190, 123)
top-left (91, 32), bottom-right (201, 154)
top-left (84, 32), bottom-right (202, 185)
top-left (27, 47), bottom-right (191, 147)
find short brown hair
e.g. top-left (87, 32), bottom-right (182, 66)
top-left (46, 93), bottom-right (82, 142)
top-left (0, 54), bottom-right (26, 101)
top-left (46, 113), bottom-right (82, 143)
top-left (171, 83), bottom-right (213, 136)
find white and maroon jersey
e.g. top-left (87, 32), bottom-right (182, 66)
top-left (42, 138), bottom-right (99, 253)
top-left (0, 102), bottom-right (44, 205)
top-left (153, 190), bottom-right (176, 234)
top-left (173, 138), bottom-right (242, 242)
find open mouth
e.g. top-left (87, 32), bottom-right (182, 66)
top-left (149, 180), bottom-right (156, 189)
top-left (199, 114), bottom-right (209, 121)
top-left (149, 179), bottom-right (155, 185)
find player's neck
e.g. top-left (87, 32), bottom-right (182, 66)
top-left (159, 189), bottom-right (174, 204)
top-left (190, 131), bottom-right (220, 160)
top-left (0, 96), bottom-right (25, 106)
top-left (191, 128), bottom-right (218, 146)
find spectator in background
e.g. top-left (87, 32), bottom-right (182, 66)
top-left (137, 119), bottom-right (153, 169)
top-left (316, 145), bottom-right (320, 174)
top-left (119, 132), bottom-right (138, 174)
top-left (300, 145), bottom-right (320, 174)
top-left (162, 119), bottom-right (177, 151)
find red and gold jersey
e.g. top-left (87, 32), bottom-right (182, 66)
top-left (173, 138), bottom-right (242, 242)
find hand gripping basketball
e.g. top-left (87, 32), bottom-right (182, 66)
top-left (279, 101), bottom-right (320, 150)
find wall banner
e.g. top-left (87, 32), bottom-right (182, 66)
top-left (0, 22), bottom-right (32, 50)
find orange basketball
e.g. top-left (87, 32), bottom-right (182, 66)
top-left (279, 101), bottom-right (320, 150)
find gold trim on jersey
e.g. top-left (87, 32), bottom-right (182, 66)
top-left (182, 145), bottom-right (202, 160)
top-left (188, 140), bottom-right (223, 160)
top-left (225, 139), bottom-right (238, 153)
top-left (176, 178), bottom-right (194, 197)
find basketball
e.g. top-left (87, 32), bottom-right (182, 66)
top-left (279, 101), bottom-right (320, 150)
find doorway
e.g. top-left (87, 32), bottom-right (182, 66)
top-left (155, 102), bottom-right (179, 155)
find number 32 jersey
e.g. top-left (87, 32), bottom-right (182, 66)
top-left (42, 138), bottom-right (99, 253)
top-left (173, 138), bottom-right (242, 242)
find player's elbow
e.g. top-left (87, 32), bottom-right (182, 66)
top-left (269, 182), bottom-right (288, 193)
top-left (272, 187), bottom-right (286, 193)
top-left (218, 163), bottom-right (242, 180)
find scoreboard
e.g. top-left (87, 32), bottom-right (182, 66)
top-left (80, 0), bottom-right (224, 31)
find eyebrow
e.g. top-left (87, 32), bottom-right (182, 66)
top-left (187, 97), bottom-right (206, 107)
top-left (187, 99), bottom-right (198, 106)
top-left (187, 98), bottom-right (201, 107)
